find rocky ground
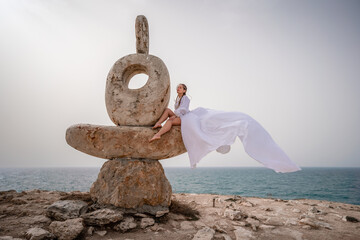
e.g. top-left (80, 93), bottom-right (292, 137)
top-left (0, 190), bottom-right (359, 240)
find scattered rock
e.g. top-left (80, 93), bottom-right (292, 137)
top-left (259, 224), bottom-right (276, 230)
top-left (11, 198), bottom-right (27, 205)
top-left (20, 215), bottom-right (51, 225)
top-left (134, 213), bottom-right (149, 218)
top-left (329, 212), bottom-right (342, 219)
top-left (233, 226), bottom-right (254, 240)
top-left (232, 221), bottom-right (247, 227)
top-left (180, 221), bottom-right (195, 230)
top-left (1, 189), bottom-right (360, 240)
top-left (136, 204), bottom-right (170, 217)
top-left (285, 218), bottom-right (299, 226)
top-left (192, 227), bottom-right (215, 240)
top-left (264, 217), bottom-right (284, 226)
top-left (34, 215), bottom-right (52, 224)
top-left (48, 218), bottom-right (84, 240)
top-left (140, 217), bottom-right (155, 228)
top-left (224, 196), bottom-right (243, 202)
top-left (245, 217), bottom-right (260, 231)
top-left (87, 226), bottom-right (94, 235)
top-left (114, 216), bottom-right (137, 232)
top-left (169, 199), bottom-right (200, 220)
top-left (211, 224), bottom-right (227, 233)
top-left (59, 191), bottom-right (93, 204)
top-left (0, 236), bottom-right (24, 240)
top-left (82, 208), bottom-right (123, 225)
top-left (308, 206), bottom-right (326, 215)
top-left (221, 234), bottom-right (232, 240)
top-left (342, 215), bottom-right (359, 222)
top-left (156, 209), bottom-right (169, 217)
top-left (95, 230), bottom-right (107, 236)
top-left (240, 201), bottom-right (254, 207)
top-left (271, 228), bottom-right (303, 240)
top-left (302, 225), bottom-right (312, 229)
top-left (260, 207), bottom-right (273, 211)
top-left (150, 223), bottom-right (158, 231)
top-left (292, 208), bottom-right (301, 213)
top-left (224, 209), bottom-right (243, 220)
top-left (25, 227), bottom-right (55, 240)
top-left (309, 206), bottom-right (321, 213)
top-left (169, 219), bottom-right (180, 228)
top-left (299, 217), bottom-right (332, 229)
top-left (217, 219), bottom-right (230, 229)
top-left (46, 200), bottom-right (88, 221)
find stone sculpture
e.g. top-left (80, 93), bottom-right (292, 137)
top-left (65, 15), bottom-right (186, 216)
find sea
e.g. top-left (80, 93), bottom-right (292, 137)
top-left (0, 167), bottom-right (359, 205)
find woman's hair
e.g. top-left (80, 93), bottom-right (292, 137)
top-left (175, 83), bottom-right (187, 109)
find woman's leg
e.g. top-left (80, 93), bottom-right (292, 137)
top-left (149, 117), bottom-right (181, 142)
top-left (152, 108), bottom-right (176, 129)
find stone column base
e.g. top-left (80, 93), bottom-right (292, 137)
top-left (90, 159), bottom-right (172, 216)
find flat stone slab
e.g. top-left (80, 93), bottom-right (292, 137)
top-left (65, 124), bottom-right (186, 160)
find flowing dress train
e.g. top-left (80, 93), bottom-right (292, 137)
top-left (173, 95), bottom-right (301, 173)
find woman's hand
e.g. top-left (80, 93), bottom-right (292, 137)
top-left (169, 116), bottom-right (177, 120)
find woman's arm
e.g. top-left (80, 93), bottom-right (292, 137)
top-left (174, 96), bottom-right (190, 117)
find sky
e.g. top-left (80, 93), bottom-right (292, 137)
top-left (0, 0), bottom-right (359, 169)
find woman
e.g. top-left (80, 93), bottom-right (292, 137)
top-left (149, 83), bottom-right (301, 173)
top-left (149, 83), bottom-right (189, 142)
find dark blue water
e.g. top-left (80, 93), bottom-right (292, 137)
top-left (0, 167), bottom-right (359, 205)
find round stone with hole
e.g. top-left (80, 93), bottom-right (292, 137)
top-left (105, 53), bottom-right (170, 126)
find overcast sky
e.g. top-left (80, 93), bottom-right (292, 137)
top-left (0, 0), bottom-right (359, 169)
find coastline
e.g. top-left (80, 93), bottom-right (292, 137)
top-left (2, 167), bottom-right (359, 206)
top-left (0, 189), bottom-right (359, 240)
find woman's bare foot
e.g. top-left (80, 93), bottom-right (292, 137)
top-left (149, 134), bottom-right (161, 143)
top-left (152, 123), bottom-right (162, 129)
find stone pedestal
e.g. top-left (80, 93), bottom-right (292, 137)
top-left (66, 15), bottom-right (182, 216)
top-left (90, 159), bottom-right (172, 215)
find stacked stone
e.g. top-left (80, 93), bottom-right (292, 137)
top-left (65, 15), bottom-right (186, 216)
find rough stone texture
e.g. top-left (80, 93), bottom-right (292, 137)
top-left (140, 217), bottom-right (155, 228)
top-left (114, 216), bottom-right (137, 232)
top-left (234, 226), bottom-right (254, 240)
top-left (20, 215), bottom-right (51, 225)
top-left (65, 124), bottom-right (186, 160)
top-left (180, 221), bottom-right (194, 230)
top-left (105, 53), bottom-right (170, 126)
top-left (48, 218), bottom-right (84, 240)
top-left (94, 231), bottom-right (107, 237)
top-left (82, 208), bottom-right (123, 226)
top-left (135, 15), bottom-right (149, 55)
top-left (90, 159), bottom-right (172, 211)
top-left (264, 217), bottom-right (284, 226)
top-left (1, 190), bottom-right (360, 240)
top-left (25, 227), bottom-right (55, 240)
top-left (192, 227), bottom-right (215, 240)
top-left (134, 204), bottom-right (169, 217)
top-left (299, 217), bottom-right (333, 229)
top-left (247, 218), bottom-right (261, 231)
top-left (224, 209), bottom-right (243, 220)
top-left (46, 200), bottom-right (88, 221)
top-left (0, 237), bottom-right (23, 240)
top-left (87, 226), bottom-right (94, 235)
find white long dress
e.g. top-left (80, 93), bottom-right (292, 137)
top-left (173, 95), bottom-right (301, 173)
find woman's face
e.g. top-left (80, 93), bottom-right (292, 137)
top-left (177, 84), bottom-right (186, 95)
